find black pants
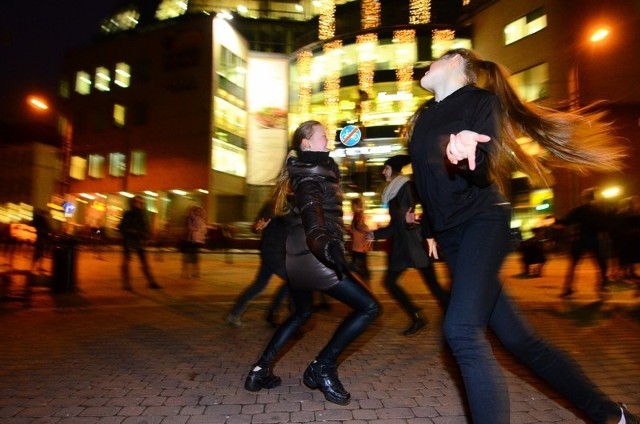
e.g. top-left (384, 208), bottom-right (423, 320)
top-left (383, 265), bottom-right (449, 318)
top-left (256, 276), bottom-right (380, 368)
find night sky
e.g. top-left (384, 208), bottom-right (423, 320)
top-left (0, 0), bottom-right (122, 125)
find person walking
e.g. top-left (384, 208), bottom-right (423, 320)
top-left (226, 200), bottom-right (290, 327)
top-left (348, 197), bottom-right (371, 282)
top-left (181, 206), bottom-right (207, 279)
top-left (370, 154), bottom-right (449, 336)
top-left (243, 120), bottom-right (380, 406)
top-left (406, 48), bottom-right (636, 423)
top-left (557, 188), bottom-right (610, 298)
top-left (118, 195), bottom-right (160, 291)
top-left (30, 208), bottom-right (51, 273)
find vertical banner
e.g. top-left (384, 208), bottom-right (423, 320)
top-left (246, 53), bottom-right (289, 185)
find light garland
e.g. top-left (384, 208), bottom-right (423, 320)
top-left (393, 29), bottom-right (415, 107)
top-left (432, 29), bottom-right (455, 42)
top-left (297, 50), bottom-right (313, 121)
top-left (323, 40), bottom-right (342, 148)
top-left (357, 33), bottom-right (377, 122)
top-left (318, 0), bottom-right (336, 40)
top-left (361, 0), bottom-right (380, 30)
top-left (409, 0), bottom-right (431, 25)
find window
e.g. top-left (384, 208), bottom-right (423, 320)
top-left (75, 71), bottom-right (91, 95)
top-left (130, 150), bottom-right (146, 175)
top-left (510, 63), bottom-right (548, 102)
top-left (95, 66), bottom-right (111, 92)
top-left (113, 104), bottom-right (126, 127)
top-left (100, 8), bottom-right (140, 34)
top-left (88, 155), bottom-right (105, 178)
top-left (155, 0), bottom-right (188, 20)
top-left (70, 156), bottom-right (86, 180)
top-left (109, 153), bottom-right (127, 177)
top-left (504, 8), bottom-right (547, 45)
top-left (114, 62), bottom-right (131, 88)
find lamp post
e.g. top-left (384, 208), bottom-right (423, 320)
top-left (26, 95), bottom-right (73, 197)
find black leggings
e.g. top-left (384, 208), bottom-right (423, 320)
top-left (384, 265), bottom-right (449, 317)
top-left (256, 276), bottom-right (381, 368)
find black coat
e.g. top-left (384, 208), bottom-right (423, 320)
top-left (373, 179), bottom-right (430, 271)
top-left (285, 152), bottom-right (344, 290)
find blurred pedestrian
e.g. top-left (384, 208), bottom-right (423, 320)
top-left (610, 195), bottom-right (640, 283)
top-left (348, 197), bottom-right (371, 282)
top-left (226, 199), bottom-right (290, 327)
top-left (30, 208), bottom-right (51, 273)
top-left (244, 120), bottom-right (380, 406)
top-left (557, 188), bottom-right (610, 298)
top-left (406, 48), bottom-right (636, 423)
top-left (518, 226), bottom-right (547, 277)
top-left (182, 206), bottom-right (207, 278)
top-left (118, 195), bottom-right (160, 291)
top-left (371, 154), bottom-right (449, 336)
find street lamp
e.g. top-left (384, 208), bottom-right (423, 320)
top-left (568, 26), bottom-right (610, 110)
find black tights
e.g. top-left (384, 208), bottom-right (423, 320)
top-left (256, 277), bottom-right (380, 368)
top-left (383, 265), bottom-right (449, 318)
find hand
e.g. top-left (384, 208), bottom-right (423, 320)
top-left (254, 218), bottom-right (271, 232)
top-left (446, 130), bottom-right (491, 170)
top-left (405, 207), bottom-right (421, 224)
top-left (327, 241), bottom-right (348, 280)
top-left (426, 238), bottom-right (439, 260)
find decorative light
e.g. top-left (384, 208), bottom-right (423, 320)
top-left (318, 0), bottom-right (336, 40)
top-left (361, 0), bottom-right (380, 30)
top-left (323, 40), bottom-right (342, 148)
top-left (297, 50), bottom-right (313, 121)
top-left (409, 0), bottom-right (431, 25)
top-left (357, 34), bottom-right (377, 122)
top-left (393, 30), bottom-right (416, 104)
top-left (432, 28), bottom-right (455, 42)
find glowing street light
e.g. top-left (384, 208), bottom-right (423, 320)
top-left (27, 95), bottom-right (50, 111)
top-left (590, 28), bottom-right (609, 42)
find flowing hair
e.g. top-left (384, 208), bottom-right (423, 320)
top-left (405, 48), bottom-right (627, 191)
top-left (272, 120), bottom-right (323, 216)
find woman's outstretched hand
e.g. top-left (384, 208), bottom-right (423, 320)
top-left (426, 238), bottom-right (439, 260)
top-left (446, 130), bottom-right (491, 170)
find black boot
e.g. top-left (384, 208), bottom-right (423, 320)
top-left (244, 364), bottom-right (281, 392)
top-left (403, 311), bottom-right (427, 337)
top-left (303, 361), bottom-right (350, 405)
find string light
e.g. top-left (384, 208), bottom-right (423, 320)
top-left (393, 29), bottom-right (415, 107)
top-left (409, 0), bottom-right (431, 25)
top-left (432, 28), bottom-right (455, 41)
top-left (297, 50), bottom-right (313, 121)
top-left (323, 40), bottom-right (342, 148)
top-left (318, 0), bottom-right (336, 40)
top-left (361, 0), bottom-right (380, 30)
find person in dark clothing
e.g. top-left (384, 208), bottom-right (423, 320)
top-left (348, 197), bottom-right (371, 282)
top-left (406, 48), bottom-right (635, 423)
top-left (371, 155), bottom-right (449, 336)
top-left (226, 200), bottom-right (290, 327)
top-left (118, 195), bottom-right (160, 291)
top-left (519, 226), bottom-right (547, 277)
top-left (30, 208), bottom-right (51, 273)
top-left (243, 120), bottom-right (381, 406)
top-left (558, 188), bottom-right (610, 298)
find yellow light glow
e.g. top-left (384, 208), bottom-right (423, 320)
top-left (361, 0), bottom-right (380, 30)
top-left (297, 50), bottom-right (313, 120)
top-left (409, 0), bottom-right (431, 25)
top-left (323, 40), bottom-right (342, 148)
top-left (601, 186), bottom-right (621, 198)
top-left (590, 28), bottom-right (609, 42)
top-left (318, 0), bottom-right (335, 40)
top-left (27, 96), bottom-right (49, 110)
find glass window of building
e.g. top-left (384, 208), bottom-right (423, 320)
top-left (510, 63), bottom-right (548, 102)
top-left (88, 154), bottom-right (105, 178)
top-left (114, 63), bottom-right (131, 88)
top-left (156, 0), bottom-right (188, 20)
top-left (504, 8), bottom-right (547, 45)
top-left (95, 67), bottom-right (111, 92)
top-left (75, 71), bottom-right (91, 95)
top-left (109, 152), bottom-right (127, 177)
top-left (130, 150), bottom-right (146, 175)
top-left (70, 156), bottom-right (86, 180)
top-left (101, 8), bottom-right (140, 34)
top-left (113, 104), bottom-right (126, 127)
top-left (218, 46), bottom-right (247, 103)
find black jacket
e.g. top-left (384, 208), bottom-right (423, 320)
top-left (285, 151), bottom-right (344, 290)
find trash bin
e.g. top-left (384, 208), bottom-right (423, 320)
top-left (52, 237), bottom-right (77, 293)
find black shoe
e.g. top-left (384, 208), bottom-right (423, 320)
top-left (244, 365), bottom-right (281, 392)
top-left (403, 313), bottom-right (427, 337)
top-left (303, 361), bottom-right (350, 405)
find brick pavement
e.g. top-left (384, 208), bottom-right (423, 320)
top-left (0, 247), bottom-right (638, 423)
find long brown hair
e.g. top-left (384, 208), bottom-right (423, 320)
top-left (405, 48), bottom-right (627, 191)
top-left (272, 120), bottom-right (324, 216)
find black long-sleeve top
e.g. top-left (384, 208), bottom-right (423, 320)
top-left (408, 85), bottom-right (507, 236)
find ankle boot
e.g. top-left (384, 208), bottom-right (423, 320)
top-left (403, 312), bottom-right (427, 336)
top-left (244, 364), bottom-right (281, 392)
top-left (303, 361), bottom-right (350, 405)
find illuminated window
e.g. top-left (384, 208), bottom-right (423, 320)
top-left (59, 80), bottom-right (70, 99)
top-left (70, 156), bottom-right (86, 180)
top-left (113, 104), bottom-right (126, 127)
top-left (95, 66), bottom-right (111, 92)
top-left (88, 155), bottom-right (105, 178)
top-left (504, 8), bottom-right (547, 45)
top-left (75, 71), bottom-right (91, 95)
top-left (109, 153), bottom-right (127, 177)
top-left (100, 8), bottom-right (140, 34)
top-left (130, 150), bottom-right (146, 175)
top-left (510, 63), bottom-right (548, 102)
top-left (114, 62), bottom-right (131, 88)
top-left (156, 0), bottom-right (188, 20)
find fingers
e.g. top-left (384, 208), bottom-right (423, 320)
top-left (446, 131), bottom-right (491, 170)
top-left (427, 238), bottom-right (439, 260)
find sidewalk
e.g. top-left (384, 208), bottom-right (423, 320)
top-left (0, 247), bottom-right (638, 423)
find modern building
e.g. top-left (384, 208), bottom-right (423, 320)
top-left (44, 0), bottom-right (640, 238)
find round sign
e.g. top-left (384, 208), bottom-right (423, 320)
top-left (339, 125), bottom-right (362, 147)
top-left (63, 201), bottom-right (76, 217)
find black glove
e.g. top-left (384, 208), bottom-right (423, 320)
top-left (327, 240), bottom-right (348, 280)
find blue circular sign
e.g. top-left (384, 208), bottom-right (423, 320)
top-left (339, 125), bottom-right (362, 147)
top-left (63, 202), bottom-right (76, 217)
